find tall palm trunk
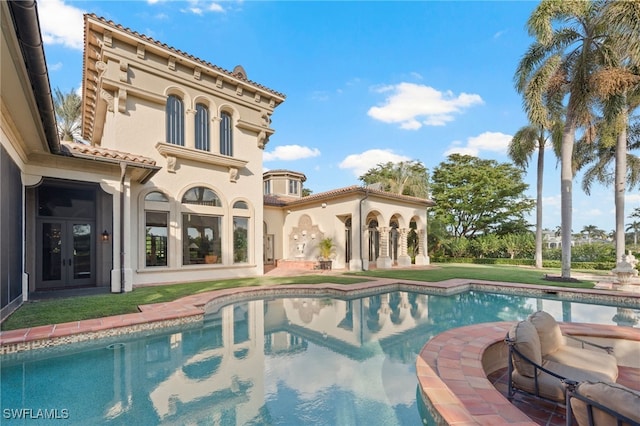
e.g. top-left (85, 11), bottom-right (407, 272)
top-left (614, 108), bottom-right (628, 262)
top-left (560, 122), bottom-right (575, 279)
top-left (535, 135), bottom-right (544, 269)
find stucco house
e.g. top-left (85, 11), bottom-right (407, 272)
top-left (0, 1), bottom-right (433, 321)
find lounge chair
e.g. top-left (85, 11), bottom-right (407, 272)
top-left (565, 380), bottom-right (640, 426)
top-left (505, 311), bottom-right (618, 402)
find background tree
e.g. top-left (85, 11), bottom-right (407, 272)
top-left (626, 221), bottom-right (640, 246)
top-left (359, 160), bottom-right (428, 198)
top-left (302, 188), bottom-right (313, 197)
top-left (430, 154), bottom-right (534, 239)
top-left (508, 123), bottom-right (557, 268)
top-left (53, 87), bottom-right (82, 141)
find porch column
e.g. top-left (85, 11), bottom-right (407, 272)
top-left (103, 165), bottom-right (133, 293)
top-left (397, 228), bottom-right (412, 267)
top-left (377, 226), bottom-right (392, 269)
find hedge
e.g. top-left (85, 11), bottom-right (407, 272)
top-left (431, 257), bottom-right (616, 270)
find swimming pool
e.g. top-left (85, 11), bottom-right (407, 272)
top-left (2, 289), bottom-right (638, 425)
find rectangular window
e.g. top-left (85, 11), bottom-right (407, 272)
top-left (233, 217), bottom-right (249, 263)
top-left (146, 211), bottom-right (168, 267)
top-left (220, 113), bottom-right (233, 156)
top-left (288, 179), bottom-right (299, 195)
top-left (263, 180), bottom-right (271, 195)
top-left (195, 104), bottom-right (209, 151)
top-left (182, 214), bottom-right (221, 265)
top-left (166, 95), bottom-right (184, 146)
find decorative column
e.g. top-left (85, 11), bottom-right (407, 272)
top-left (414, 229), bottom-right (430, 265)
top-left (377, 226), bottom-right (392, 269)
top-left (397, 228), bottom-right (412, 267)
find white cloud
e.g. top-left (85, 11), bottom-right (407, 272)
top-left (181, 0), bottom-right (226, 14)
top-left (493, 30), bottom-right (507, 39)
top-left (263, 145), bottom-right (321, 162)
top-left (444, 131), bottom-right (512, 157)
top-left (49, 62), bottom-right (63, 72)
top-left (367, 82), bottom-right (483, 130)
top-left (39, 0), bottom-right (85, 50)
top-left (339, 149), bottom-right (411, 177)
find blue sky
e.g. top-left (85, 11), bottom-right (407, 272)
top-left (39, 0), bottom-right (640, 234)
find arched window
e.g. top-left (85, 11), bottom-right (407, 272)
top-left (182, 187), bottom-right (221, 207)
top-left (166, 95), bottom-right (184, 146)
top-left (195, 103), bottom-right (209, 151)
top-left (233, 201), bottom-right (248, 209)
top-left (181, 187), bottom-right (222, 265)
top-left (220, 111), bottom-right (233, 156)
top-left (144, 191), bottom-right (169, 267)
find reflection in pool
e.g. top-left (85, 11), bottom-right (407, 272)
top-left (2, 290), bottom-right (638, 425)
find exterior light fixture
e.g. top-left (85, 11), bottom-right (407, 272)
top-left (102, 230), bottom-right (110, 242)
top-left (293, 234), bottom-right (298, 240)
top-left (321, 203), bottom-right (327, 208)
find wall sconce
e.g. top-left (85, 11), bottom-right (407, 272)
top-left (287, 210), bottom-right (291, 214)
top-left (311, 233), bottom-right (316, 240)
top-left (321, 203), bottom-right (327, 208)
top-left (293, 234), bottom-right (298, 240)
top-left (302, 230), bottom-right (307, 237)
top-left (101, 230), bottom-right (110, 242)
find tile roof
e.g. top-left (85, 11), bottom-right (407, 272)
top-left (60, 141), bottom-right (157, 167)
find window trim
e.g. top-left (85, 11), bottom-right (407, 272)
top-left (166, 95), bottom-right (184, 146)
top-left (220, 111), bottom-right (233, 156)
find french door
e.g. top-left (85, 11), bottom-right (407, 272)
top-left (37, 220), bottom-right (95, 289)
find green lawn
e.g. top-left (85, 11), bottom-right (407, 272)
top-left (1, 275), bottom-right (363, 331)
top-left (350, 263), bottom-right (598, 287)
top-left (1, 264), bottom-right (597, 331)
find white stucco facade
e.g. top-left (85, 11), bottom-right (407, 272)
top-left (0, 4), bottom-right (433, 321)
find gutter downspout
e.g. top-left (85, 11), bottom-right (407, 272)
top-left (359, 188), bottom-right (369, 271)
top-left (119, 162), bottom-right (127, 293)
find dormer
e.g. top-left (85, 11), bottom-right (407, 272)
top-left (263, 170), bottom-right (306, 199)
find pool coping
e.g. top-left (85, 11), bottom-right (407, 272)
top-left (1, 277), bottom-right (639, 355)
top-left (416, 321), bottom-right (640, 425)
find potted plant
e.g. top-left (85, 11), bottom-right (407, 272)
top-left (318, 237), bottom-right (335, 270)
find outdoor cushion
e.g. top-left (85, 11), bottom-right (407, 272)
top-left (508, 320), bottom-right (542, 378)
top-left (528, 310), bottom-right (565, 356)
top-left (570, 381), bottom-right (640, 426)
top-left (512, 360), bottom-right (612, 402)
top-left (545, 345), bottom-right (618, 383)
top-left (527, 311), bottom-right (618, 382)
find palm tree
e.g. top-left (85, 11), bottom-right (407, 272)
top-left (581, 225), bottom-right (599, 244)
top-left (516, 1), bottom-right (613, 279)
top-left (508, 117), bottom-right (562, 268)
top-left (626, 221), bottom-right (640, 246)
top-left (577, 116), bottom-right (640, 254)
top-left (586, 0), bottom-right (640, 262)
top-left (53, 87), bottom-right (81, 141)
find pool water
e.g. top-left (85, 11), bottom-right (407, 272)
top-left (2, 290), bottom-right (637, 425)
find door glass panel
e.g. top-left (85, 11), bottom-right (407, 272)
top-left (73, 224), bottom-right (92, 279)
top-left (42, 223), bottom-right (62, 281)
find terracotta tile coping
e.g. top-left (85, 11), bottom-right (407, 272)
top-left (416, 321), bottom-right (640, 425)
top-left (1, 277), bottom-right (638, 355)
